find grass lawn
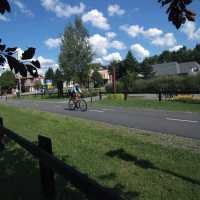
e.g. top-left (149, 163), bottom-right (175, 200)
top-left (92, 97), bottom-right (200, 112)
top-left (0, 104), bottom-right (200, 200)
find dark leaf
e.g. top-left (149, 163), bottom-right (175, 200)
top-left (186, 14), bottom-right (195, 21)
top-left (185, 9), bottom-right (196, 16)
top-left (26, 64), bottom-right (38, 77)
top-left (0, 0), bottom-right (10, 14)
top-left (31, 60), bottom-right (40, 69)
top-left (0, 44), bottom-right (6, 51)
top-left (0, 55), bottom-right (6, 66)
top-left (21, 47), bottom-right (35, 60)
top-left (6, 55), bottom-right (27, 76)
top-left (5, 47), bottom-right (17, 53)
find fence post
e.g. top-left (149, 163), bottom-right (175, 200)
top-left (0, 117), bottom-right (3, 127)
top-left (38, 135), bottom-right (56, 199)
top-left (124, 92), bottom-right (128, 101)
top-left (99, 91), bottom-right (102, 100)
top-left (0, 118), bottom-right (5, 151)
top-left (158, 91), bottom-right (162, 102)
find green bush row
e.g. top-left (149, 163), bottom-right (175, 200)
top-left (105, 73), bottom-right (200, 93)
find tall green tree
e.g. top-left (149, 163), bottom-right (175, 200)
top-left (0, 71), bottom-right (16, 94)
top-left (54, 69), bottom-right (64, 97)
top-left (140, 60), bottom-right (154, 79)
top-left (45, 68), bottom-right (54, 81)
top-left (123, 51), bottom-right (139, 75)
top-left (59, 17), bottom-right (93, 86)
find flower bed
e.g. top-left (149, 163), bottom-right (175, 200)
top-left (173, 95), bottom-right (200, 104)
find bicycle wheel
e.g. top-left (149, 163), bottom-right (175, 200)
top-left (79, 99), bottom-right (87, 112)
top-left (68, 99), bottom-right (75, 110)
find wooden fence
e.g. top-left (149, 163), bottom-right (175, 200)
top-left (0, 117), bottom-right (124, 200)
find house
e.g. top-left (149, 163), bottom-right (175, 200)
top-left (16, 75), bottom-right (44, 93)
top-left (152, 61), bottom-right (200, 76)
top-left (98, 68), bottom-right (112, 84)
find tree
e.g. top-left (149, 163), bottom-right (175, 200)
top-left (91, 70), bottom-right (104, 88)
top-left (123, 51), bottom-right (139, 75)
top-left (59, 17), bottom-right (93, 86)
top-left (159, 0), bottom-right (196, 29)
top-left (0, 71), bottom-right (16, 94)
top-left (54, 69), bottom-right (64, 97)
top-left (108, 61), bottom-right (124, 81)
top-left (120, 71), bottom-right (137, 92)
top-left (45, 68), bottom-right (54, 81)
top-left (140, 60), bottom-right (154, 79)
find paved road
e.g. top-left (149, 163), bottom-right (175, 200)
top-left (1, 99), bottom-right (200, 140)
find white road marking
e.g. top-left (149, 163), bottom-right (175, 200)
top-left (101, 108), bottom-right (115, 111)
top-left (166, 117), bottom-right (198, 123)
top-left (89, 109), bottom-right (104, 113)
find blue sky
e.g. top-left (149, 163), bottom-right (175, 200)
top-left (1, 0), bottom-right (200, 72)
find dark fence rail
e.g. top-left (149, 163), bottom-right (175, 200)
top-left (98, 90), bottom-right (200, 102)
top-left (0, 118), bottom-right (124, 200)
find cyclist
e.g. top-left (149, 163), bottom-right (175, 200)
top-left (68, 83), bottom-right (82, 103)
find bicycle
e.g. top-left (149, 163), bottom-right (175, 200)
top-left (68, 97), bottom-right (87, 112)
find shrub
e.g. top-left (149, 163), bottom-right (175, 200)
top-left (107, 94), bottom-right (124, 100)
top-left (105, 83), bottom-right (112, 93)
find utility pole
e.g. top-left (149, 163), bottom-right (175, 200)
top-left (112, 65), bottom-right (116, 94)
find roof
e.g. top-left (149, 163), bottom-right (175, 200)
top-left (152, 61), bottom-right (200, 76)
top-left (179, 62), bottom-right (200, 74)
top-left (152, 62), bottom-right (179, 76)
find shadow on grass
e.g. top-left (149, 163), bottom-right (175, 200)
top-left (106, 148), bottom-right (200, 186)
top-left (0, 142), bottom-right (139, 200)
top-left (0, 142), bottom-right (42, 200)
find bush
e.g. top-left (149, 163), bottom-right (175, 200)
top-left (105, 83), bottom-right (112, 93)
top-left (106, 94), bottom-right (124, 100)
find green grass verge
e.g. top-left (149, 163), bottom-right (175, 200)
top-left (92, 97), bottom-right (200, 112)
top-left (0, 104), bottom-right (200, 200)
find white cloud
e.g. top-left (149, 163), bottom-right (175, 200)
top-left (131, 44), bottom-right (150, 61)
top-left (82, 9), bottom-right (110, 30)
top-left (0, 14), bottom-right (9, 21)
top-left (89, 33), bottom-right (126, 58)
top-left (108, 4), bottom-right (125, 16)
top-left (120, 24), bottom-right (177, 48)
top-left (89, 34), bottom-right (109, 56)
top-left (103, 52), bottom-right (122, 63)
top-left (45, 37), bottom-right (61, 49)
top-left (35, 56), bottom-right (58, 75)
top-left (143, 28), bottom-right (163, 38)
top-left (41, 0), bottom-right (85, 18)
top-left (169, 45), bottom-right (183, 52)
top-left (151, 33), bottom-right (177, 47)
top-left (105, 32), bottom-right (117, 39)
top-left (181, 21), bottom-right (200, 42)
top-left (120, 24), bottom-right (143, 37)
top-left (13, 0), bottom-right (34, 17)
top-left (120, 24), bottom-right (163, 38)
top-left (92, 57), bottom-right (104, 64)
top-left (110, 40), bottom-right (126, 50)
top-left (38, 56), bottom-right (56, 66)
